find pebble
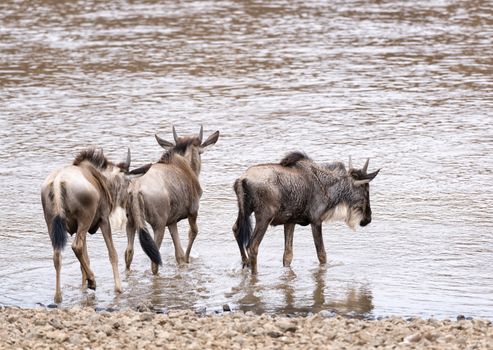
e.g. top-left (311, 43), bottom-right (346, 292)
top-left (0, 307), bottom-right (491, 349)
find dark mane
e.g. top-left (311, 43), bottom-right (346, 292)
top-left (280, 152), bottom-right (311, 167)
top-left (174, 137), bottom-right (199, 155)
top-left (73, 148), bottom-right (110, 169)
top-left (158, 150), bottom-right (176, 164)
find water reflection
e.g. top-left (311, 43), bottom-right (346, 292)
top-left (230, 267), bottom-right (373, 317)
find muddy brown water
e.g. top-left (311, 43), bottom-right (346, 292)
top-left (0, 1), bottom-right (492, 319)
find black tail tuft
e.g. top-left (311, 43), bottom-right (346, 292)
top-left (237, 179), bottom-right (253, 250)
top-left (138, 227), bottom-right (162, 265)
top-left (51, 215), bottom-right (67, 250)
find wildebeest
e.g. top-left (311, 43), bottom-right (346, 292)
top-left (41, 148), bottom-right (132, 303)
top-left (125, 126), bottom-right (219, 274)
top-left (233, 152), bottom-right (380, 274)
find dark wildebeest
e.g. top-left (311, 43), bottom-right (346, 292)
top-left (41, 148), bottom-right (132, 303)
top-left (233, 152), bottom-right (380, 274)
top-left (125, 126), bottom-right (219, 274)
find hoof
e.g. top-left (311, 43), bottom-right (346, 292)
top-left (87, 280), bottom-right (96, 290)
top-left (54, 294), bottom-right (62, 304)
top-left (151, 263), bottom-right (159, 275)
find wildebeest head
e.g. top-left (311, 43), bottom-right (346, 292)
top-left (154, 125), bottom-right (220, 175)
top-left (346, 157), bottom-right (380, 228)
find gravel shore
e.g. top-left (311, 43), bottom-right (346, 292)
top-left (1, 306), bottom-right (491, 349)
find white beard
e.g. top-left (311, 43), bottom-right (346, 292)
top-left (323, 203), bottom-right (362, 231)
top-left (109, 206), bottom-right (127, 232)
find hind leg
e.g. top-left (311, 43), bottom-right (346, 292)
top-left (233, 218), bottom-right (249, 267)
top-left (72, 228), bottom-right (96, 290)
top-left (283, 223), bottom-right (295, 267)
top-left (247, 213), bottom-right (273, 274)
top-left (125, 219), bottom-right (136, 271)
top-left (151, 222), bottom-right (166, 275)
top-left (53, 249), bottom-right (62, 303)
top-left (100, 219), bottom-right (122, 293)
top-left (81, 238), bottom-right (90, 287)
top-left (168, 223), bottom-right (186, 265)
top-left (185, 214), bottom-right (198, 263)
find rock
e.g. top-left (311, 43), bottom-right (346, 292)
top-left (49, 318), bottom-right (63, 330)
top-left (457, 315), bottom-right (466, 321)
top-left (318, 310), bottom-right (337, 318)
top-left (267, 331), bottom-right (283, 338)
top-left (403, 332), bottom-right (422, 343)
top-left (47, 304), bottom-right (58, 309)
top-left (222, 304), bottom-right (231, 312)
top-left (139, 312), bottom-right (154, 322)
top-left (276, 320), bottom-right (297, 333)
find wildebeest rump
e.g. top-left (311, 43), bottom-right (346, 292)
top-left (41, 148), bottom-right (131, 303)
top-left (125, 126), bottom-right (219, 274)
top-left (233, 152), bottom-right (380, 274)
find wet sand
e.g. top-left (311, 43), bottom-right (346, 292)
top-left (1, 306), bottom-right (491, 349)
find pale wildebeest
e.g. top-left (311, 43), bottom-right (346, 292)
top-left (125, 126), bottom-right (220, 274)
top-left (233, 152), bottom-right (380, 274)
top-left (41, 148), bottom-right (131, 303)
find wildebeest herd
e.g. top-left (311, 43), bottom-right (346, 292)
top-left (41, 126), bottom-right (379, 303)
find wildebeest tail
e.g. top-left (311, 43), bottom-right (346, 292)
top-left (51, 215), bottom-right (67, 250)
top-left (49, 181), bottom-right (68, 250)
top-left (234, 178), bottom-right (252, 250)
top-left (139, 227), bottom-right (162, 265)
top-left (130, 191), bottom-right (162, 265)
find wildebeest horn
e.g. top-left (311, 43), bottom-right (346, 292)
top-left (362, 158), bottom-right (369, 173)
top-left (198, 125), bottom-right (203, 143)
top-left (124, 147), bottom-right (131, 169)
top-left (348, 156), bottom-right (353, 170)
top-left (172, 125), bottom-right (179, 142)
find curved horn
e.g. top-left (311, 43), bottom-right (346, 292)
top-left (348, 156), bottom-right (353, 170)
top-left (198, 125), bottom-right (203, 143)
top-left (172, 125), bottom-right (179, 142)
top-left (362, 158), bottom-right (369, 173)
top-left (124, 147), bottom-right (131, 168)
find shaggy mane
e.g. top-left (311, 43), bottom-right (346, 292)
top-left (73, 148), bottom-right (110, 169)
top-left (280, 151), bottom-right (310, 167)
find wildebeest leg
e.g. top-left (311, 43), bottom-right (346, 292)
top-left (100, 219), bottom-right (122, 293)
top-left (81, 238), bottom-right (90, 287)
top-left (283, 223), bottom-right (295, 267)
top-left (125, 220), bottom-right (136, 271)
top-left (185, 214), bottom-right (198, 263)
top-left (247, 214), bottom-right (272, 274)
top-left (53, 249), bottom-right (62, 303)
top-left (311, 223), bottom-right (326, 264)
top-left (151, 223), bottom-right (166, 275)
top-left (232, 219), bottom-right (249, 267)
top-left (168, 223), bottom-right (186, 265)
top-left (72, 229), bottom-right (96, 290)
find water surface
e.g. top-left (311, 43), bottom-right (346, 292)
top-left (0, 0), bottom-right (492, 319)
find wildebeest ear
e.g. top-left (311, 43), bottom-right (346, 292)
top-left (128, 163), bottom-right (153, 176)
top-left (155, 134), bottom-right (174, 149)
top-left (353, 169), bottom-right (380, 186)
top-left (200, 130), bottom-right (220, 152)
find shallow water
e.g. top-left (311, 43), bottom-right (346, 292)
top-left (0, 0), bottom-right (492, 319)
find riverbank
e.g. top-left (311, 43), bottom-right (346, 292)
top-left (0, 306), bottom-right (491, 349)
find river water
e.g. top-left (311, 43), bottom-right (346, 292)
top-left (0, 0), bottom-right (492, 319)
